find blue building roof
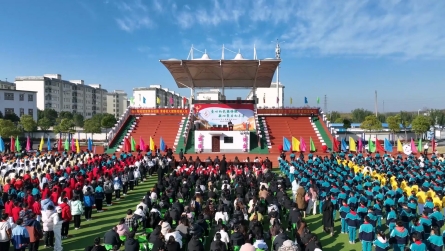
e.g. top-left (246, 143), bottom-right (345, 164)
top-left (330, 122), bottom-right (411, 129)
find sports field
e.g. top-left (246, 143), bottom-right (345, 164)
top-left (32, 171), bottom-right (365, 251)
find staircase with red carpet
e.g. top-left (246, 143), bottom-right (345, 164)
top-left (126, 115), bottom-right (183, 151)
top-left (264, 117), bottom-right (324, 153)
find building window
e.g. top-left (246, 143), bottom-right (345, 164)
top-left (20, 108), bottom-right (24, 116)
top-left (28, 109), bottom-right (33, 116)
top-left (4, 108), bottom-right (14, 115)
top-left (28, 94), bottom-right (34, 101)
top-left (19, 94), bottom-right (24, 101)
top-left (4, 93), bottom-right (14, 100)
top-left (223, 137), bottom-right (234, 144)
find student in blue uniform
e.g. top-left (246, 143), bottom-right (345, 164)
top-left (429, 207), bottom-right (444, 229)
top-left (419, 211), bottom-right (432, 240)
top-left (346, 207), bottom-right (360, 244)
top-left (390, 221), bottom-right (409, 251)
top-left (373, 231), bottom-right (389, 251)
top-left (386, 206), bottom-right (397, 234)
top-left (410, 217), bottom-right (425, 241)
top-left (427, 226), bottom-right (443, 251)
top-left (409, 232), bottom-right (427, 251)
top-left (359, 216), bottom-right (375, 251)
top-left (339, 202), bottom-right (350, 234)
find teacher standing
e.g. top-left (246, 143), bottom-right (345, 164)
top-left (322, 197), bottom-right (334, 236)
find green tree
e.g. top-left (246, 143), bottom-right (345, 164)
top-left (411, 115), bottom-right (431, 138)
top-left (377, 114), bottom-right (386, 123)
top-left (360, 115), bottom-right (383, 132)
top-left (400, 111), bottom-right (414, 141)
top-left (334, 117), bottom-right (344, 123)
top-left (56, 111), bottom-right (74, 124)
top-left (343, 118), bottom-right (351, 136)
top-left (42, 109), bottom-right (58, 125)
top-left (351, 109), bottom-right (373, 123)
top-left (54, 118), bottom-right (75, 135)
top-left (386, 115), bottom-right (401, 142)
top-left (73, 113), bottom-right (85, 127)
top-left (101, 114), bottom-right (117, 140)
top-left (83, 118), bottom-right (102, 138)
top-left (329, 111), bottom-right (341, 122)
top-left (0, 119), bottom-right (21, 137)
top-left (20, 115), bottom-right (37, 136)
top-left (38, 118), bottom-right (52, 132)
top-left (4, 113), bottom-right (20, 123)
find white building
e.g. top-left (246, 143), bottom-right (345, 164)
top-left (0, 82), bottom-right (38, 121)
top-left (15, 74), bottom-right (108, 118)
top-left (133, 85), bottom-right (188, 108)
top-left (246, 82), bottom-right (284, 108)
top-left (0, 80), bottom-right (16, 90)
top-left (196, 89), bottom-right (226, 100)
top-left (106, 90), bottom-right (128, 118)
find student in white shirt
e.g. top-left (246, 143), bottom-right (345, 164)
top-left (214, 225), bottom-right (230, 244)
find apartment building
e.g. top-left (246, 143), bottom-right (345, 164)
top-left (133, 85), bottom-right (188, 108)
top-left (15, 74), bottom-right (107, 118)
top-left (106, 90), bottom-right (128, 118)
top-left (0, 81), bottom-right (38, 120)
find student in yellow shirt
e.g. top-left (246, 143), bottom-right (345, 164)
top-left (416, 190), bottom-right (427, 214)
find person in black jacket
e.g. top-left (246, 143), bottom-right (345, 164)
top-left (210, 233), bottom-right (227, 251)
top-left (272, 227), bottom-right (289, 251)
top-left (84, 237), bottom-right (107, 251)
top-left (230, 225), bottom-right (245, 248)
top-left (165, 236), bottom-right (181, 251)
top-left (187, 235), bottom-right (204, 251)
top-left (103, 227), bottom-right (122, 249)
top-left (124, 231), bottom-right (140, 251)
top-left (288, 207), bottom-right (302, 230)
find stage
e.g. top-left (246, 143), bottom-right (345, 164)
top-left (195, 130), bottom-right (250, 153)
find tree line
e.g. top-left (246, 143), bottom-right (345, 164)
top-left (0, 109), bottom-right (117, 139)
top-left (328, 108), bottom-right (445, 139)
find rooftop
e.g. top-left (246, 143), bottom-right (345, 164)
top-left (160, 59), bottom-right (281, 89)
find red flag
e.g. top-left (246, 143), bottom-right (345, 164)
top-left (333, 138), bottom-right (339, 152)
top-left (432, 138), bottom-right (436, 152)
top-left (375, 139), bottom-right (385, 152)
top-left (58, 137), bottom-right (62, 151)
top-left (10, 137), bottom-right (15, 152)
top-left (123, 137), bottom-right (131, 152)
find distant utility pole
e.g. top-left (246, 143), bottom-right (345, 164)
top-left (324, 95), bottom-right (328, 113)
top-left (374, 90), bottom-right (378, 116)
top-left (383, 100), bottom-right (385, 113)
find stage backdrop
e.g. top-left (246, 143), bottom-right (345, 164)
top-left (193, 104), bottom-right (256, 131)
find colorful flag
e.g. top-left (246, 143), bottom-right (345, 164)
top-left (140, 137), bottom-right (146, 151)
top-left (131, 137), bottom-right (136, 152)
top-left (15, 136), bottom-right (21, 152)
top-left (26, 136), bottom-right (31, 151)
top-left (290, 97), bottom-right (292, 104)
top-left (130, 97), bottom-right (135, 104)
top-left (304, 97), bottom-right (308, 104)
top-left (349, 137), bottom-right (356, 152)
top-left (376, 138), bottom-right (385, 152)
top-left (124, 137), bottom-right (131, 152)
top-left (358, 137), bottom-right (363, 152)
top-left (417, 138), bottom-right (423, 152)
top-left (300, 137), bottom-right (307, 152)
top-left (64, 138), bottom-right (69, 151)
top-left (39, 136), bottom-right (44, 151)
top-left (276, 96), bottom-right (279, 104)
top-left (309, 137), bottom-right (316, 152)
top-left (10, 137), bottom-right (15, 152)
top-left (317, 97), bottom-right (320, 104)
top-left (410, 138), bottom-right (417, 154)
top-left (291, 137), bottom-right (300, 152)
top-left (160, 137), bottom-right (165, 152)
top-left (368, 136), bottom-right (376, 153)
top-left (283, 137), bottom-right (291, 151)
top-left (150, 137), bottom-right (155, 151)
top-left (88, 138), bottom-right (93, 151)
top-left (71, 138), bottom-right (76, 151)
top-left (0, 137), bottom-right (4, 152)
top-left (57, 137), bottom-right (62, 151)
top-left (47, 137), bottom-right (51, 151)
top-left (75, 138), bottom-right (80, 153)
top-left (169, 96), bottom-right (173, 105)
top-left (143, 97), bottom-right (146, 104)
top-left (384, 138), bottom-right (393, 152)
top-left (333, 137), bottom-right (339, 152)
top-left (432, 138), bottom-right (436, 152)
top-left (397, 139), bottom-right (403, 152)
top-left (341, 138), bottom-right (347, 152)
top-left (156, 97), bottom-right (160, 104)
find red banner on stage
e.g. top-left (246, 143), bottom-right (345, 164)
top-left (256, 108), bottom-right (319, 115)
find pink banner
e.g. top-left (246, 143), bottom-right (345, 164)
top-left (300, 137), bottom-right (307, 152)
top-left (410, 138), bottom-right (417, 153)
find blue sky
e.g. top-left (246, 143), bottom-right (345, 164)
top-left (0, 0), bottom-right (444, 112)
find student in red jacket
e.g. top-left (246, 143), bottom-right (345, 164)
top-left (32, 199), bottom-right (42, 222)
top-left (11, 201), bottom-right (22, 223)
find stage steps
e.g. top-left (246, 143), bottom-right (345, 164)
top-left (314, 117), bottom-right (333, 148)
top-left (184, 129), bottom-right (195, 153)
top-left (249, 131), bottom-right (269, 154)
top-left (106, 116), bottom-right (136, 154)
top-left (173, 117), bottom-right (187, 152)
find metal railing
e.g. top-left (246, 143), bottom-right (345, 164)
top-left (107, 106), bottom-right (132, 146)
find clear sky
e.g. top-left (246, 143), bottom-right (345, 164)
top-left (0, 0), bottom-right (444, 112)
